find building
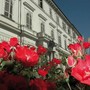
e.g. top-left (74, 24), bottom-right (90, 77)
top-left (0, 0), bottom-right (81, 59)
top-left (87, 38), bottom-right (90, 54)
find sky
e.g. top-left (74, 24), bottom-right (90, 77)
top-left (54, 0), bottom-right (90, 40)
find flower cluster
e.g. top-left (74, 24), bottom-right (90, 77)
top-left (30, 78), bottom-right (56, 90)
top-left (0, 71), bottom-right (28, 90)
top-left (38, 58), bottom-right (61, 77)
top-left (0, 37), bottom-right (39, 67)
top-left (67, 36), bottom-right (90, 85)
top-left (1, 36), bottom-right (90, 89)
top-left (0, 37), bottom-right (63, 90)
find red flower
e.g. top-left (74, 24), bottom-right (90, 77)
top-left (68, 43), bottom-right (81, 52)
top-left (30, 46), bottom-right (36, 51)
top-left (37, 45), bottom-right (47, 55)
top-left (42, 65), bottom-right (51, 71)
top-left (0, 41), bottom-right (11, 53)
top-left (68, 43), bottom-right (82, 57)
top-left (15, 46), bottom-right (39, 67)
top-left (0, 48), bottom-right (6, 58)
top-left (77, 36), bottom-right (84, 42)
top-left (4, 74), bottom-right (28, 90)
top-left (83, 42), bottom-right (90, 49)
top-left (29, 78), bottom-right (47, 90)
top-left (48, 58), bottom-right (61, 67)
top-left (0, 71), bottom-right (28, 90)
top-left (38, 69), bottom-right (48, 77)
top-left (0, 41), bottom-right (11, 60)
top-left (48, 61), bottom-right (55, 67)
top-left (71, 55), bottom-right (90, 85)
top-left (0, 71), bottom-right (7, 83)
top-left (0, 49), bottom-right (9, 61)
top-left (9, 37), bottom-right (18, 46)
top-left (30, 78), bottom-right (56, 90)
top-left (52, 58), bottom-right (61, 64)
top-left (46, 81), bottom-right (56, 90)
top-left (0, 84), bottom-right (7, 90)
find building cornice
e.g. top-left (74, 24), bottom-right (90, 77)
top-left (63, 34), bottom-right (67, 38)
top-left (0, 18), bottom-right (20, 34)
top-left (38, 14), bottom-right (47, 21)
top-left (23, 31), bottom-right (37, 40)
top-left (23, 2), bottom-right (35, 12)
top-left (57, 29), bottom-right (62, 34)
top-left (49, 22), bottom-right (56, 28)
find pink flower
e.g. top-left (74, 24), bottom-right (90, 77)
top-left (71, 55), bottom-right (90, 85)
top-left (67, 56), bottom-right (76, 67)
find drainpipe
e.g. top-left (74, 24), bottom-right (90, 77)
top-left (18, 0), bottom-right (22, 45)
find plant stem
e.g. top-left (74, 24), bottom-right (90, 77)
top-left (76, 85), bottom-right (81, 90)
top-left (67, 82), bottom-right (72, 90)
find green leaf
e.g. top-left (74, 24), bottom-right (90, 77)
top-left (0, 58), bottom-right (3, 63)
top-left (1, 61), bottom-right (6, 68)
top-left (66, 78), bottom-right (69, 83)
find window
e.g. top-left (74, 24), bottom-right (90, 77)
top-left (4, 0), bottom-right (13, 19)
top-left (64, 39), bottom-right (67, 50)
top-left (68, 27), bottom-right (71, 35)
top-left (39, 0), bottom-right (43, 8)
top-left (62, 22), bottom-right (66, 31)
top-left (51, 30), bottom-right (54, 39)
top-left (26, 13), bottom-right (32, 29)
top-left (41, 22), bottom-right (45, 33)
top-left (49, 8), bottom-right (52, 17)
top-left (73, 32), bottom-right (76, 39)
top-left (58, 35), bottom-right (61, 47)
top-left (56, 15), bottom-right (59, 25)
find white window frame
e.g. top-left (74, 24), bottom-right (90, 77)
top-left (62, 22), bottom-right (66, 31)
top-left (64, 38), bottom-right (67, 50)
top-left (40, 22), bottom-right (45, 33)
top-left (58, 35), bottom-right (62, 47)
top-left (49, 7), bottom-right (52, 17)
top-left (51, 29), bottom-right (54, 39)
top-left (4, 0), bottom-right (13, 19)
top-left (26, 12), bottom-right (32, 30)
top-left (56, 15), bottom-right (59, 25)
